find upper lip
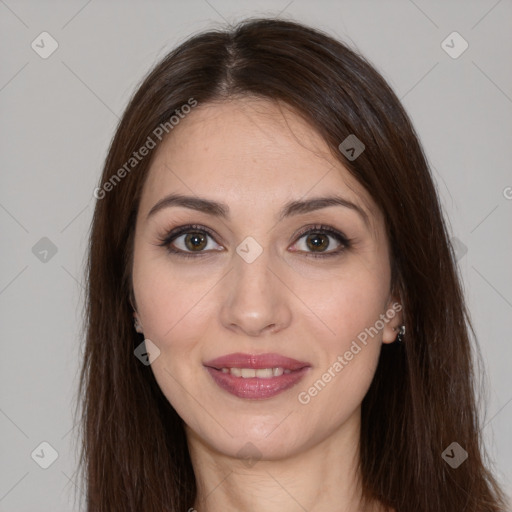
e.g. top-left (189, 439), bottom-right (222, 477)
top-left (204, 352), bottom-right (310, 371)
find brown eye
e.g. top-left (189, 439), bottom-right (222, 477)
top-left (158, 224), bottom-right (223, 258)
top-left (183, 232), bottom-right (208, 251)
top-left (291, 225), bottom-right (351, 259)
top-left (305, 233), bottom-right (330, 252)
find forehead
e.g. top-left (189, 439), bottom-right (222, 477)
top-left (139, 98), bottom-right (381, 234)
top-left (149, 97), bottom-right (341, 178)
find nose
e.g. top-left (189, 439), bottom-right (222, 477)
top-left (219, 248), bottom-right (292, 338)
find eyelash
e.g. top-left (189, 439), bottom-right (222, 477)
top-left (157, 223), bottom-right (351, 260)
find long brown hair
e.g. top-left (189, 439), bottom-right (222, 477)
top-left (76, 17), bottom-right (508, 511)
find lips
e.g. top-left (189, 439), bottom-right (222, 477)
top-left (204, 352), bottom-right (310, 371)
top-left (203, 352), bottom-right (311, 400)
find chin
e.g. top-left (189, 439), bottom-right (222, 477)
top-left (186, 413), bottom-right (316, 462)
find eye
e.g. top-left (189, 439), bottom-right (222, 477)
top-left (157, 224), bottom-right (223, 259)
top-left (157, 223), bottom-right (351, 259)
top-left (290, 224), bottom-right (351, 258)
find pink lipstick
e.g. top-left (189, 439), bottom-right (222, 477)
top-left (203, 352), bottom-right (311, 400)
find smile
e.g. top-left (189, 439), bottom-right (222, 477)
top-left (204, 353), bottom-right (311, 399)
top-left (220, 367), bottom-right (291, 378)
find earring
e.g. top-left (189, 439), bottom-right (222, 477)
top-left (395, 324), bottom-right (405, 344)
top-left (134, 317), bottom-right (143, 334)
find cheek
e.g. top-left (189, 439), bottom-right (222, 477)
top-left (134, 271), bottom-right (213, 423)
top-left (132, 251), bottom-right (215, 342)
top-left (305, 260), bottom-right (390, 345)
top-left (132, 255), bottom-right (216, 392)
top-left (294, 262), bottom-right (389, 402)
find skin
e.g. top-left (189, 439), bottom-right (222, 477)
top-left (131, 97), bottom-right (402, 512)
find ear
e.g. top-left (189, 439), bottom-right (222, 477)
top-left (130, 295), bottom-right (144, 333)
top-left (133, 312), bottom-right (144, 334)
top-left (382, 295), bottom-right (404, 344)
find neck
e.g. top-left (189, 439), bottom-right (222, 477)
top-left (186, 408), bottom-right (384, 512)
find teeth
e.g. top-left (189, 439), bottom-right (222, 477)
top-left (220, 367), bottom-right (290, 378)
top-left (230, 367), bottom-right (242, 377)
top-left (273, 367), bottom-right (284, 377)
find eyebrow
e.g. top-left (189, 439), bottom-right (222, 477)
top-left (147, 193), bottom-right (370, 227)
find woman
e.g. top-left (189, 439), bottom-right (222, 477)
top-left (77, 17), bottom-right (508, 511)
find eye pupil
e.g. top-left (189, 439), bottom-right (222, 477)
top-left (185, 232), bottom-right (207, 251)
top-left (306, 233), bottom-right (329, 251)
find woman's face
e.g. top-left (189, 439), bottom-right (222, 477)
top-left (132, 98), bottom-right (401, 460)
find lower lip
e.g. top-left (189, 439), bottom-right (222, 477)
top-left (205, 366), bottom-right (310, 399)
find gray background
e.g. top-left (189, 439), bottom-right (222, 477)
top-left (1, 0), bottom-right (511, 510)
